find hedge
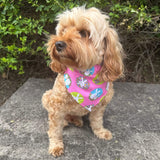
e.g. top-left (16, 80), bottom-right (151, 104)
top-left (0, 0), bottom-right (160, 81)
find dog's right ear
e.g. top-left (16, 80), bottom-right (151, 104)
top-left (46, 35), bottom-right (66, 73)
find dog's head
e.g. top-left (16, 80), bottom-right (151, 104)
top-left (47, 6), bottom-right (124, 82)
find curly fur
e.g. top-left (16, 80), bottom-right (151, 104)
top-left (42, 6), bottom-right (124, 157)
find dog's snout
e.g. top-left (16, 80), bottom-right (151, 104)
top-left (55, 41), bottom-right (66, 52)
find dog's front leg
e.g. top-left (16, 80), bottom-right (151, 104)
top-left (89, 106), bottom-right (112, 140)
top-left (48, 112), bottom-right (65, 157)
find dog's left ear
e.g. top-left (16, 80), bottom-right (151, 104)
top-left (99, 27), bottom-right (124, 82)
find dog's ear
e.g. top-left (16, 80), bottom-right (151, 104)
top-left (46, 36), bottom-right (66, 73)
top-left (99, 27), bottom-right (124, 82)
top-left (49, 60), bottom-right (66, 74)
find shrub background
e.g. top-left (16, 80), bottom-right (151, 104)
top-left (0, 0), bottom-right (160, 82)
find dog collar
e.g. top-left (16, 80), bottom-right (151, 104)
top-left (64, 65), bottom-right (109, 111)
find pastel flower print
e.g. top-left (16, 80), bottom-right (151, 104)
top-left (85, 105), bottom-right (94, 111)
top-left (64, 65), bottom-right (108, 111)
top-left (69, 67), bottom-right (74, 71)
top-left (99, 96), bottom-right (105, 102)
top-left (92, 74), bottom-right (104, 85)
top-left (83, 66), bottom-right (95, 76)
top-left (89, 88), bottom-right (103, 100)
top-left (106, 82), bottom-right (109, 91)
top-left (71, 92), bottom-right (84, 104)
top-left (76, 76), bottom-right (90, 89)
top-left (64, 74), bottom-right (71, 88)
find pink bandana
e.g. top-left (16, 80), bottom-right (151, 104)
top-left (64, 65), bottom-right (109, 111)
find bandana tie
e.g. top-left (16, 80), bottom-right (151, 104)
top-left (64, 65), bottom-right (109, 111)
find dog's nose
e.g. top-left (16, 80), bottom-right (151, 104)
top-left (55, 41), bottom-right (66, 52)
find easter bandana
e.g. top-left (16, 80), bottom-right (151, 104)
top-left (64, 65), bottom-right (109, 111)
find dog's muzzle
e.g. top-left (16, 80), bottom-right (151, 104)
top-left (55, 41), bottom-right (66, 52)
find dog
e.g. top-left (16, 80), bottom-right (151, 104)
top-left (42, 6), bottom-right (124, 157)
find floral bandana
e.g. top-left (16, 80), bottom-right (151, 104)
top-left (64, 65), bottom-right (109, 111)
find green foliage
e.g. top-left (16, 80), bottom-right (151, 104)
top-left (0, 0), bottom-right (159, 75)
top-left (108, 1), bottom-right (160, 32)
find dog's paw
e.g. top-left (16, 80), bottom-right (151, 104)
top-left (103, 130), bottom-right (112, 140)
top-left (49, 145), bottom-right (64, 157)
top-left (94, 128), bottom-right (112, 140)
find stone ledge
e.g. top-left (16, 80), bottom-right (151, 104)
top-left (0, 78), bottom-right (160, 160)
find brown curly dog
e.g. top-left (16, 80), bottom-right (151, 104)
top-left (42, 6), bottom-right (124, 157)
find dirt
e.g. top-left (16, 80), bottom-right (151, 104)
top-left (0, 64), bottom-right (57, 106)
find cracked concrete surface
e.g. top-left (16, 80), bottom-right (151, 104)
top-left (0, 78), bottom-right (160, 160)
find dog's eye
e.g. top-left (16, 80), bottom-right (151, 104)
top-left (79, 30), bottom-right (87, 38)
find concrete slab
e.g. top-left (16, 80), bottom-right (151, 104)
top-left (0, 78), bottom-right (160, 160)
